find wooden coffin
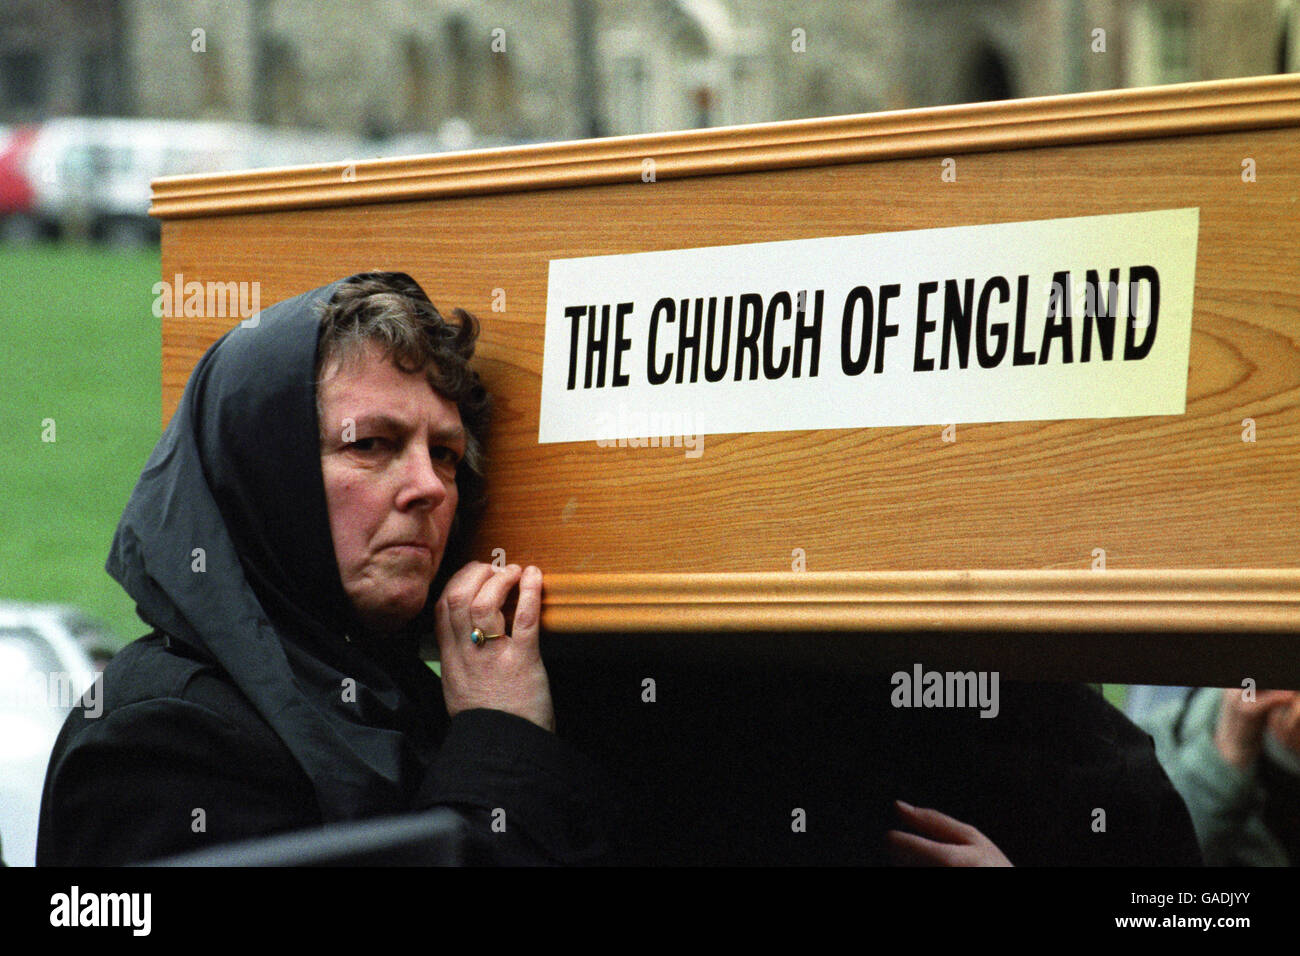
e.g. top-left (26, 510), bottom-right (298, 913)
top-left (153, 75), bottom-right (1300, 684)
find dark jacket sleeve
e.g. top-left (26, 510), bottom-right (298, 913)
top-left (39, 639), bottom-right (609, 866)
top-left (417, 708), bottom-right (610, 864)
top-left (37, 694), bottom-right (320, 866)
top-left (39, 700), bottom-right (608, 866)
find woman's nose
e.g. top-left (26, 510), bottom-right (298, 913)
top-left (399, 445), bottom-right (450, 509)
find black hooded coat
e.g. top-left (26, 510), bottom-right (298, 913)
top-left (37, 277), bottom-right (606, 865)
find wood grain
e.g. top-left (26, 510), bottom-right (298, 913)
top-left (155, 76), bottom-right (1300, 676)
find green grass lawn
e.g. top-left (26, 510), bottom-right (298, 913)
top-left (0, 242), bottom-right (161, 646)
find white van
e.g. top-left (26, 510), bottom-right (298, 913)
top-left (21, 117), bottom-right (266, 243)
top-left (0, 601), bottom-right (113, 866)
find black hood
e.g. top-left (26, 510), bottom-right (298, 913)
top-left (107, 276), bottom-right (448, 821)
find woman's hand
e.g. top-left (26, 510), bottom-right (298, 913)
top-left (434, 562), bottom-right (555, 732)
top-left (886, 800), bottom-right (1013, 866)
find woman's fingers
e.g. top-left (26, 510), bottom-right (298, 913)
top-left (886, 829), bottom-right (963, 867)
top-left (888, 801), bottom-right (1014, 866)
top-left (436, 562), bottom-right (518, 646)
top-left (438, 562), bottom-right (539, 651)
top-left (893, 800), bottom-right (979, 844)
top-left (511, 566), bottom-right (542, 646)
top-left (467, 563), bottom-right (522, 634)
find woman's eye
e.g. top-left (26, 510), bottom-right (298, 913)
top-left (351, 437), bottom-right (387, 452)
top-left (431, 446), bottom-right (460, 466)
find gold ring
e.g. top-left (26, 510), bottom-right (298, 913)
top-left (470, 626), bottom-right (505, 647)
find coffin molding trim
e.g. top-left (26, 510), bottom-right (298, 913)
top-left (151, 75), bottom-right (1300, 220)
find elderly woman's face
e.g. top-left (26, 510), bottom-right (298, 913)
top-left (318, 342), bottom-right (466, 633)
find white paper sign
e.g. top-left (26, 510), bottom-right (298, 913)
top-left (539, 208), bottom-right (1198, 444)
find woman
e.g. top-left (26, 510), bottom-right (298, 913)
top-left (38, 272), bottom-right (605, 865)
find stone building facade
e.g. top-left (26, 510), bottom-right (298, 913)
top-left (1, 1), bottom-right (1296, 141)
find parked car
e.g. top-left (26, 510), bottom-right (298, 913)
top-left (0, 116), bottom-right (453, 247)
top-left (0, 601), bottom-right (116, 866)
top-left (18, 117), bottom-right (264, 244)
top-left (0, 124), bottom-right (45, 241)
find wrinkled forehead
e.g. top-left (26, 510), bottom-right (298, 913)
top-left (316, 342), bottom-right (462, 435)
top-left (317, 336), bottom-right (404, 383)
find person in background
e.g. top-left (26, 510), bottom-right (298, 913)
top-left (1140, 686), bottom-right (1300, 865)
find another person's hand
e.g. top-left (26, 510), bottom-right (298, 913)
top-left (434, 562), bottom-right (555, 732)
top-left (1214, 687), bottom-right (1297, 771)
top-left (886, 800), bottom-right (1013, 866)
top-left (1266, 694), bottom-right (1300, 757)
